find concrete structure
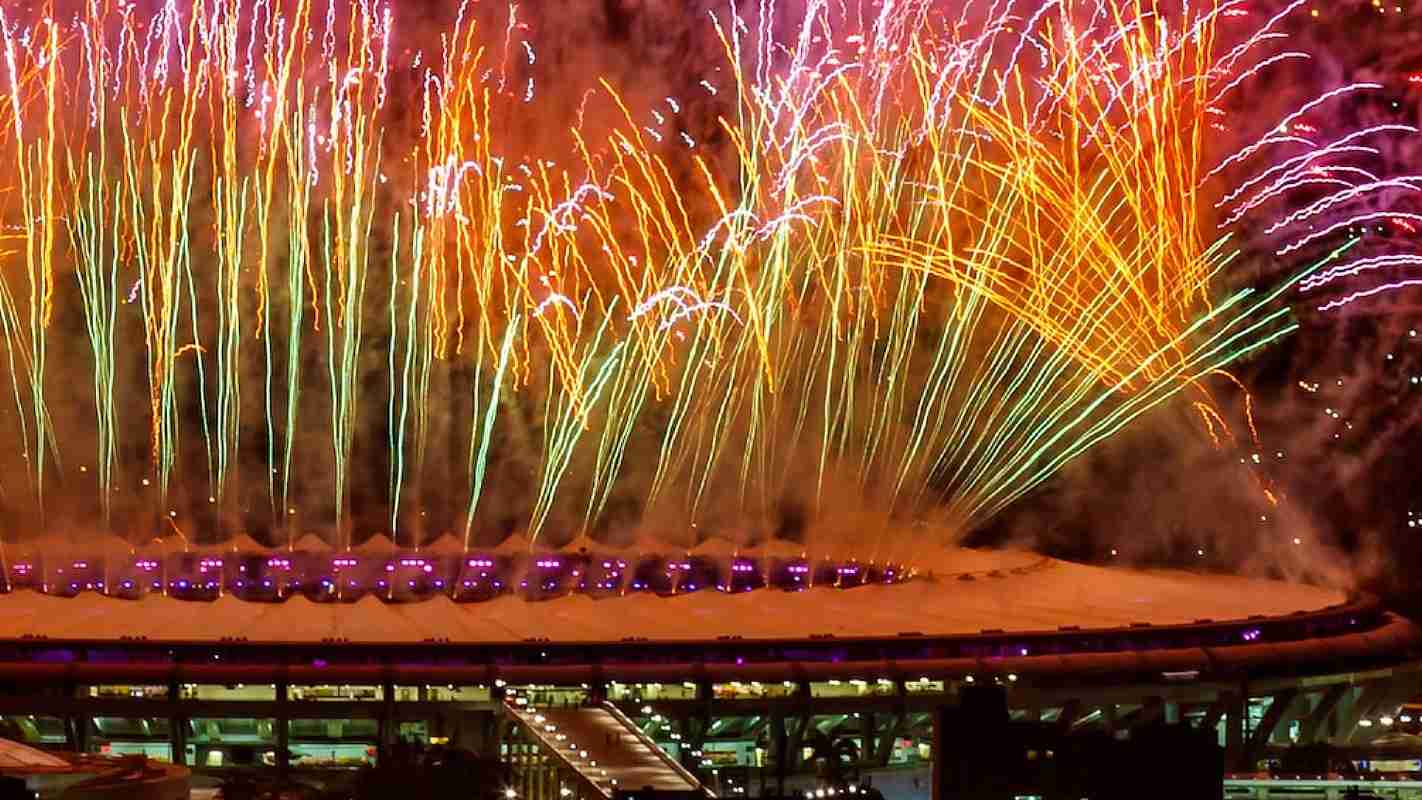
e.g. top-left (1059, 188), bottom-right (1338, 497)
top-left (0, 545), bottom-right (1418, 798)
top-left (504, 698), bottom-right (708, 797)
top-left (0, 738), bottom-right (190, 799)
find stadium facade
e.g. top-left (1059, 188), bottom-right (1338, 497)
top-left (1, 543), bottom-right (1419, 799)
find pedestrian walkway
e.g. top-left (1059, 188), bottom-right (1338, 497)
top-left (505, 698), bottom-right (709, 797)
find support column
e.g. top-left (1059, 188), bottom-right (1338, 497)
top-left (379, 679), bottom-right (397, 756)
top-left (1344, 682), bottom-right (1417, 745)
top-left (877, 712), bottom-right (906, 768)
top-left (1244, 689), bottom-right (1298, 767)
top-left (1223, 691), bottom-right (1247, 772)
top-left (65, 715), bottom-right (88, 754)
top-left (1336, 684), bottom-right (1388, 744)
top-left (275, 678), bottom-right (290, 778)
top-left (860, 712), bottom-right (876, 765)
top-left (931, 708), bottom-right (944, 800)
top-left (769, 710), bottom-right (789, 798)
top-left (167, 677), bottom-right (187, 766)
top-left (1327, 686), bottom-right (1359, 742)
top-left (1298, 685), bottom-right (1348, 745)
top-left (1270, 693), bottom-right (1313, 746)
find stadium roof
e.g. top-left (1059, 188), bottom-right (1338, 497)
top-left (0, 547), bottom-right (1346, 645)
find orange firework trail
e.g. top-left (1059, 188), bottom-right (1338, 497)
top-left (0, 0), bottom-right (1404, 553)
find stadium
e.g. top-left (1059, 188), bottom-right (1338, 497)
top-left (1, 538), bottom-right (1420, 799)
top-left (0, 0), bottom-right (1419, 797)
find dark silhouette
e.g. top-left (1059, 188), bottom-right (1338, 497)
top-left (349, 741), bottom-right (511, 800)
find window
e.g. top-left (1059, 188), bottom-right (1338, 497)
top-left (712, 681), bottom-right (796, 699)
top-left (809, 679), bottom-right (895, 698)
top-left (285, 719), bottom-right (378, 767)
top-left (88, 717), bottom-right (172, 762)
top-left (179, 684), bottom-right (277, 701)
top-left (84, 685), bottom-right (168, 700)
top-left (392, 685), bottom-right (491, 702)
top-left (0, 716), bottom-right (66, 745)
top-left (506, 685), bottom-right (588, 707)
top-left (288, 719), bottom-right (379, 768)
top-left (906, 678), bottom-right (945, 695)
top-left (607, 682), bottom-right (697, 701)
top-left (288, 685), bottom-right (383, 702)
top-left (187, 718), bottom-right (276, 769)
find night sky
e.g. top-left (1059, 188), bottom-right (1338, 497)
top-left (982, 0), bottom-right (1422, 613)
top-left (0, 0), bottom-right (1418, 603)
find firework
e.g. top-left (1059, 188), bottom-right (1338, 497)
top-left (0, 0), bottom-right (1402, 556)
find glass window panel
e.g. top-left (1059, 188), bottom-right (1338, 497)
top-left (606, 682), bottom-right (697, 702)
top-left (179, 684), bottom-right (277, 701)
top-left (84, 685), bottom-right (168, 700)
top-left (397, 685), bottom-right (492, 702)
top-left (0, 715), bottom-right (67, 745)
top-left (505, 685), bottom-right (588, 707)
top-left (906, 679), bottom-right (946, 694)
top-left (288, 719), bottom-right (378, 769)
top-left (712, 681), bottom-right (795, 699)
top-left (88, 717), bottom-right (172, 762)
top-left (288, 684), bottom-right (384, 702)
top-left (188, 718), bottom-right (276, 769)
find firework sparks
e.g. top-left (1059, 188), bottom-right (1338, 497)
top-left (0, 0), bottom-right (1404, 556)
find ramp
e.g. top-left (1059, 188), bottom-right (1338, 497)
top-left (505, 698), bottom-right (709, 798)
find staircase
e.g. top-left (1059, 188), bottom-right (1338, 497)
top-left (504, 697), bottom-right (710, 798)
